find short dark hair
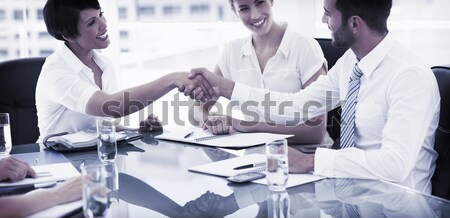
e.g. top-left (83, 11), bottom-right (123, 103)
top-left (43, 0), bottom-right (101, 41)
top-left (335, 0), bottom-right (392, 35)
top-left (228, 0), bottom-right (235, 12)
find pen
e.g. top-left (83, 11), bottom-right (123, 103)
top-left (26, 172), bottom-right (52, 178)
top-left (184, 131), bottom-right (194, 138)
top-left (233, 162), bottom-right (265, 170)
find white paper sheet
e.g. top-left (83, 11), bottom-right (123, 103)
top-left (0, 162), bottom-right (80, 187)
top-left (156, 127), bottom-right (293, 148)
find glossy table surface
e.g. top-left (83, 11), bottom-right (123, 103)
top-left (11, 131), bottom-right (450, 217)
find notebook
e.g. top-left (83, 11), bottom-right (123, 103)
top-left (155, 127), bottom-right (293, 148)
top-left (188, 153), bottom-right (266, 177)
top-left (50, 129), bottom-right (127, 149)
top-left (189, 154), bottom-right (325, 188)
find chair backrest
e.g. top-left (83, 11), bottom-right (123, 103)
top-left (431, 65), bottom-right (450, 200)
top-left (315, 38), bottom-right (348, 140)
top-left (0, 57), bottom-right (46, 145)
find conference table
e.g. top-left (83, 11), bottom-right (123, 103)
top-left (9, 131), bottom-right (450, 218)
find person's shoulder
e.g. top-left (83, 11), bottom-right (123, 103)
top-left (40, 52), bottom-right (78, 82)
top-left (284, 24), bottom-right (318, 45)
top-left (388, 42), bottom-right (431, 73)
top-left (284, 28), bottom-right (325, 59)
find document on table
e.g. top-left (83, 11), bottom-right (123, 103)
top-left (156, 127), bottom-right (293, 148)
top-left (0, 162), bottom-right (80, 188)
top-left (189, 154), bottom-right (267, 177)
top-left (189, 154), bottom-right (324, 188)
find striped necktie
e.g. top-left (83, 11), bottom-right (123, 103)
top-left (340, 64), bottom-right (364, 149)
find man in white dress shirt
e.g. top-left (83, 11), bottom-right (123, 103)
top-left (188, 0), bottom-right (440, 194)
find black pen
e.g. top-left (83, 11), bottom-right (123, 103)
top-left (184, 131), bottom-right (194, 138)
top-left (233, 162), bottom-right (265, 170)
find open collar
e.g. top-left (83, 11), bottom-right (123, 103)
top-left (240, 23), bottom-right (293, 58)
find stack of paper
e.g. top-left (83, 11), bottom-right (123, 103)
top-left (189, 154), bottom-right (325, 188)
top-left (0, 162), bottom-right (80, 188)
top-left (156, 127), bottom-right (293, 148)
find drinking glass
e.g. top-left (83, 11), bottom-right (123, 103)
top-left (97, 118), bottom-right (117, 162)
top-left (0, 113), bottom-right (12, 156)
top-left (266, 139), bottom-right (289, 191)
top-left (81, 161), bottom-right (109, 218)
top-left (105, 162), bottom-right (119, 205)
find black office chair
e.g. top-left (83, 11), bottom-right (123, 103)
top-left (431, 65), bottom-right (450, 200)
top-left (0, 57), bottom-right (46, 145)
top-left (315, 38), bottom-right (348, 141)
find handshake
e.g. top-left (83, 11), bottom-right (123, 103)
top-left (174, 68), bottom-right (234, 102)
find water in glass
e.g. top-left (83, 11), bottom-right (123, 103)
top-left (0, 113), bottom-right (12, 155)
top-left (266, 139), bottom-right (289, 191)
top-left (97, 118), bottom-right (117, 162)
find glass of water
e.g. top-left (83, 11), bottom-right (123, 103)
top-left (266, 139), bottom-right (289, 191)
top-left (0, 113), bottom-right (12, 156)
top-left (81, 161), bottom-right (109, 218)
top-left (97, 117), bottom-right (117, 163)
top-left (105, 162), bottom-right (119, 205)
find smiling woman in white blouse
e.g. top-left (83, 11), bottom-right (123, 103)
top-left (36, 0), bottom-right (213, 142)
top-left (190, 0), bottom-right (331, 144)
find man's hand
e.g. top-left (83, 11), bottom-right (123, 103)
top-left (202, 115), bottom-right (236, 135)
top-left (139, 114), bottom-right (163, 132)
top-left (173, 72), bottom-right (214, 102)
top-left (288, 147), bottom-right (315, 173)
top-left (0, 157), bottom-right (36, 182)
top-left (187, 67), bottom-right (235, 100)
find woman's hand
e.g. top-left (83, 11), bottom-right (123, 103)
top-left (202, 115), bottom-right (236, 135)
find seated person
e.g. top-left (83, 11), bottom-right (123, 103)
top-left (36, 0), bottom-right (212, 142)
top-left (190, 0), bottom-right (330, 144)
top-left (187, 0), bottom-right (440, 194)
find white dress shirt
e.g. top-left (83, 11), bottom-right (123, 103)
top-left (218, 24), bottom-right (325, 120)
top-left (35, 44), bottom-right (120, 142)
top-left (231, 33), bottom-right (440, 193)
top-left (217, 24), bottom-right (333, 143)
top-left (218, 24), bottom-right (325, 94)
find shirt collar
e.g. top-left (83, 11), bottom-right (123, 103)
top-left (57, 43), bottom-right (86, 73)
top-left (277, 23), bottom-right (293, 58)
top-left (57, 43), bottom-right (107, 73)
top-left (240, 23), bottom-right (292, 58)
top-left (357, 33), bottom-right (396, 78)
